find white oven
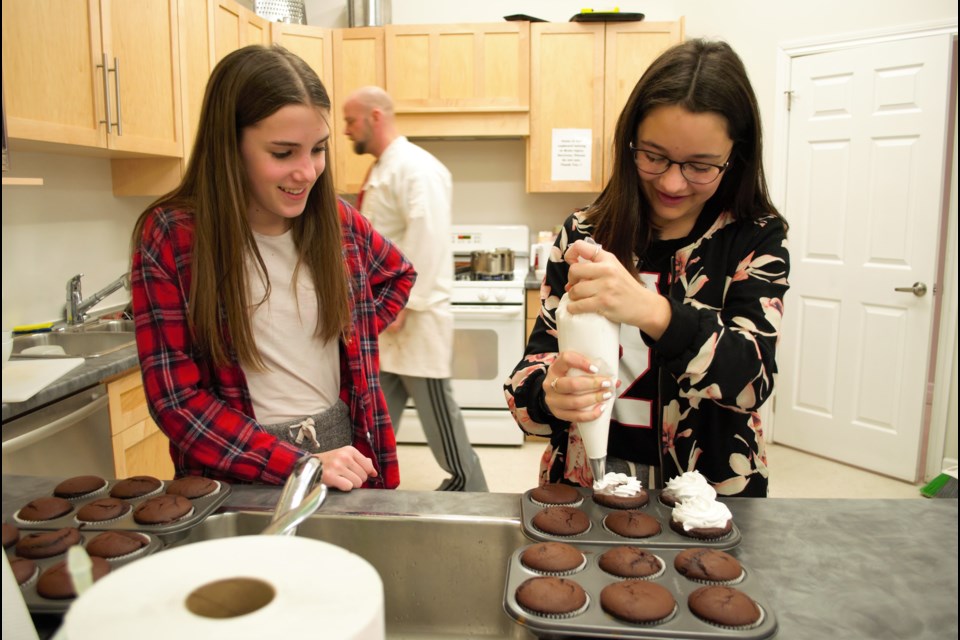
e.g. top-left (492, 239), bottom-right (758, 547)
top-left (396, 224), bottom-right (529, 446)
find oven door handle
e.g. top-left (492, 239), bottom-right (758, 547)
top-left (452, 306), bottom-right (524, 319)
top-left (1, 392), bottom-right (109, 454)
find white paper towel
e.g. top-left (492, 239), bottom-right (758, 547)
top-left (65, 535), bottom-right (385, 640)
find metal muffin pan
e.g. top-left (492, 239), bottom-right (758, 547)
top-left (6, 530), bottom-right (163, 614)
top-left (504, 543), bottom-right (777, 640)
top-left (521, 487), bottom-right (741, 549)
top-left (10, 480), bottom-right (232, 536)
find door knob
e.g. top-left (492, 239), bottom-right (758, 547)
top-left (894, 282), bottom-right (928, 297)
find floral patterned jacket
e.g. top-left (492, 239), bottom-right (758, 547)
top-left (504, 208), bottom-right (789, 496)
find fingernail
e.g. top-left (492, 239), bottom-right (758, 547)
top-left (589, 365), bottom-right (599, 374)
top-left (600, 380), bottom-right (611, 388)
top-left (602, 392), bottom-right (612, 400)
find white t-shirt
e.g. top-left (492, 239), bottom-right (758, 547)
top-left (243, 230), bottom-right (340, 424)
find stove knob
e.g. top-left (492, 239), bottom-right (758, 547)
top-left (495, 290), bottom-right (507, 302)
top-left (478, 290), bottom-right (490, 302)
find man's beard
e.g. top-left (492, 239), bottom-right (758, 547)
top-left (353, 139), bottom-right (367, 155)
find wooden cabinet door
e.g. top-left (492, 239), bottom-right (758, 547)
top-left (107, 370), bottom-right (174, 479)
top-left (332, 27), bottom-right (384, 194)
top-left (602, 21), bottom-right (684, 184)
top-left (2, 0), bottom-right (107, 149)
top-left (527, 22), bottom-right (605, 193)
top-left (211, 0), bottom-right (269, 63)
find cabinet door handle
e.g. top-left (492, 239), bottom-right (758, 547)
top-left (112, 56), bottom-right (122, 136)
top-left (98, 53), bottom-right (113, 134)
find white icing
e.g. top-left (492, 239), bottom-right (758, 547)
top-left (663, 470), bottom-right (717, 503)
top-left (593, 472), bottom-right (643, 496)
top-left (671, 495), bottom-right (732, 531)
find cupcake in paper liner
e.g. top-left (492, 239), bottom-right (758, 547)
top-left (85, 531), bottom-right (151, 562)
top-left (674, 547), bottom-right (745, 585)
top-left (109, 476), bottom-right (163, 500)
top-left (528, 483), bottom-right (584, 508)
top-left (165, 477), bottom-right (221, 499)
top-left (600, 580), bottom-right (677, 625)
top-left (515, 576), bottom-right (589, 619)
top-left (519, 542), bottom-right (587, 576)
top-left (14, 497), bottom-right (74, 524)
top-left (659, 470), bottom-right (717, 507)
top-left (53, 475), bottom-right (109, 501)
top-left (688, 585), bottom-right (765, 630)
top-left (74, 498), bottom-right (132, 526)
top-left (597, 546), bottom-right (665, 580)
top-left (592, 472), bottom-right (649, 509)
top-left (669, 495), bottom-right (733, 540)
top-left (531, 506), bottom-right (591, 538)
top-left (11, 557), bottom-right (39, 588)
top-left (132, 494), bottom-right (194, 526)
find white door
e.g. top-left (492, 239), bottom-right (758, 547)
top-left (776, 34), bottom-right (953, 480)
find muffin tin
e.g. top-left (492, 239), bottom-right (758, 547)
top-left (521, 487), bottom-right (741, 549)
top-left (6, 530), bottom-right (162, 614)
top-left (503, 543), bottom-right (777, 639)
top-left (10, 479), bottom-right (232, 536)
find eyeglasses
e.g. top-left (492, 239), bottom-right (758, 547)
top-left (629, 143), bottom-right (729, 185)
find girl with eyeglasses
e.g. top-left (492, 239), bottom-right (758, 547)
top-left (505, 39), bottom-right (790, 497)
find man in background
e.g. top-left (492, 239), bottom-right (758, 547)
top-left (343, 86), bottom-right (488, 491)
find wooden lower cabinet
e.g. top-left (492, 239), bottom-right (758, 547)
top-left (106, 369), bottom-right (174, 479)
top-left (526, 288), bottom-right (541, 344)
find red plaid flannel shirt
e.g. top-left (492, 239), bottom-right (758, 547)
top-left (131, 199), bottom-right (415, 487)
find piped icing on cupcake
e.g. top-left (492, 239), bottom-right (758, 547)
top-left (593, 472), bottom-right (643, 495)
top-left (671, 496), bottom-right (732, 533)
top-left (662, 470), bottom-right (717, 503)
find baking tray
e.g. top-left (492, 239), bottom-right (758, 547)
top-left (520, 487), bottom-right (741, 549)
top-left (10, 479), bottom-right (231, 536)
top-left (504, 543), bottom-right (777, 639)
top-left (6, 530), bottom-right (163, 614)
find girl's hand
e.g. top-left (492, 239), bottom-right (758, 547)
top-left (312, 447), bottom-right (378, 491)
top-left (542, 350), bottom-right (616, 422)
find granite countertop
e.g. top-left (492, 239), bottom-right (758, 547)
top-left (3, 474), bottom-right (957, 639)
top-left (1, 345), bottom-right (140, 423)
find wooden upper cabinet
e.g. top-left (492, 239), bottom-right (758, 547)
top-left (527, 20), bottom-right (683, 193)
top-left (211, 0), bottom-right (269, 63)
top-left (384, 23), bottom-right (530, 138)
top-left (2, 0), bottom-right (182, 157)
top-left (332, 27), bottom-right (385, 194)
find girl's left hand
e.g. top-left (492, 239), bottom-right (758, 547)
top-left (563, 239), bottom-right (671, 339)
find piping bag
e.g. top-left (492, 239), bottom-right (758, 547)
top-left (556, 240), bottom-right (620, 486)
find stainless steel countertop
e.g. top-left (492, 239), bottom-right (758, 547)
top-left (1, 345), bottom-right (140, 423)
top-left (3, 475), bottom-right (957, 639)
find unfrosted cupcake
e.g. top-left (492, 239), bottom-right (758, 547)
top-left (531, 506), bottom-right (590, 538)
top-left (598, 546), bottom-right (664, 579)
top-left (659, 470), bottom-right (717, 507)
top-left (529, 483), bottom-right (582, 507)
top-left (520, 542), bottom-right (586, 575)
top-left (669, 496), bottom-right (733, 540)
top-left (674, 548), bottom-right (744, 584)
top-left (601, 580), bottom-right (676, 624)
top-left (688, 585), bottom-right (763, 629)
top-left (515, 576), bottom-right (588, 618)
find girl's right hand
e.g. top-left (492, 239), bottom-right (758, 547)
top-left (313, 446), bottom-right (378, 491)
top-left (542, 350), bottom-right (616, 423)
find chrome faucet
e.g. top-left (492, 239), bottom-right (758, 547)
top-left (261, 456), bottom-right (328, 536)
top-left (65, 272), bottom-right (130, 326)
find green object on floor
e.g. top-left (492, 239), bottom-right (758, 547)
top-left (920, 466), bottom-right (958, 498)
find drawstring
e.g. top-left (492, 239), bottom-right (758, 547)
top-left (288, 417), bottom-right (319, 448)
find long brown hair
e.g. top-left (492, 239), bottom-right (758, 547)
top-left (132, 44), bottom-right (351, 368)
top-left (590, 39), bottom-right (787, 273)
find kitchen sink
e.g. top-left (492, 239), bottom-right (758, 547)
top-left (168, 510), bottom-right (534, 639)
top-left (11, 330), bottom-right (135, 358)
top-left (77, 319), bottom-right (135, 333)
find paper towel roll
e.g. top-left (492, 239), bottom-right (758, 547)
top-left (65, 535), bottom-right (384, 640)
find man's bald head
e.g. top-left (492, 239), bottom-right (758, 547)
top-left (343, 86), bottom-right (397, 158)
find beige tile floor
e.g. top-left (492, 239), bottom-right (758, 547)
top-left (396, 439), bottom-right (925, 498)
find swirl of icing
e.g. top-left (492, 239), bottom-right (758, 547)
top-left (663, 470), bottom-right (717, 503)
top-left (671, 495), bottom-right (732, 531)
top-left (593, 472), bottom-right (643, 496)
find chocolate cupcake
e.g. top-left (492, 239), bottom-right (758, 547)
top-left (53, 475), bottom-right (108, 499)
top-left (110, 475), bottom-right (163, 499)
top-left (36, 556), bottom-right (111, 599)
top-left (688, 585), bottom-right (762, 629)
top-left (674, 548), bottom-right (744, 584)
top-left (659, 470), bottom-right (717, 507)
top-left (669, 496), bottom-right (733, 540)
top-left (133, 494), bottom-right (193, 525)
top-left (85, 531), bottom-right (149, 560)
top-left (165, 476), bottom-right (219, 499)
top-left (604, 510), bottom-right (661, 539)
top-left (601, 580), bottom-right (676, 624)
top-left (520, 542), bottom-right (586, 575)
top-left (16, 497), bottom-right (73, 522)
top-left (530, 483), bottom-right (582, 507)
top-left (592, 472), bottom-right (649, 509)
top-left (2, 523), bottom-right (20, 548)
top-left (597, 546), bottom-right (664, 579)
top-left (531, 506), bottom-right (590, 537)
top-left (10, 557), bottom-right (38, 586)
top-left (515, 577), bottom-right (588, 618)
top-left (75, 498), bottom-right (131, 523)
top-left (15, 528), bottom-right (82, 559)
